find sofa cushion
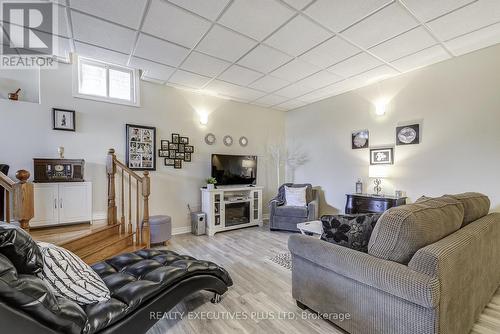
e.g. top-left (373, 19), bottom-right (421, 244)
top-left (36, 242), bottom-right (111, 305)
top-left (284, 186), bottom-right (307, 206)
top-left (368, 197), bottom-right (464, 264)
top-left (443, 193), bottom-right (490, 227)
top-left (0, 223), bottom-right (43, 274)
top-left (274, 183), bottom-right (313, 205)
top-left (275, 205), bottom-right (308, 218)
top-left (321, 213), bottom-right (381, 252)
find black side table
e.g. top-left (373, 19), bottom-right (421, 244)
top-left (345, 193), bottom-right (407, 214)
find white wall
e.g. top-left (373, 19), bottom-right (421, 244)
top-left (0, 63), bottom-right (286, 231)
top-left (286, 44), bottom-right (500, 214)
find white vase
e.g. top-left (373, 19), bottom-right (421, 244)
top-left (207, 184), bottom-right (214, 190)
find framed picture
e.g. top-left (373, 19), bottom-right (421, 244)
top-left (185, 145), bottom-right (194, 153)
top-left (174, 159), bottom-right (182, 169)
top-left (169, 150), bottom-right (176, 158)
top-left (126, 124), bottom-right (156, 171)
top-left (175, 152), bottom-right (185, 159)
top-left (171, 133), bottom-right (180, 144)
top-left (180, 136), bottom-right (189, 144)
top-left (396, 124), bottom-right (420, 145)
top-left (178, 144), bottom-right (185, 153)
top-left (158, 150), bottom-right (169, 157)
top-left (352, 129), bottom-right (369, 149)
top-left (161, 140), bottom-right (169, 150)
top-left (169, 143), bottom-right (178, 150)
top-left (164, 158), bottom-right (175, 166)
top-left (370, 148), bottom-right (394, 165)
top-left (184, 152), bottom-right (191, 162)
top-left (53, 108), bottom-right (75, 131)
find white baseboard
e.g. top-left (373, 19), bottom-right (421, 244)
top-left (173, 226), bottom-right (192, 235)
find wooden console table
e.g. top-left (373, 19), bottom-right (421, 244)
top-left (345, 194), bottom-right (407, 214)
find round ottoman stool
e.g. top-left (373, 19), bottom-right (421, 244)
top-left (145, 215), bottom-right (172, 246)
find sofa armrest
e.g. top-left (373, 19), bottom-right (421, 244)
top-left (307, 200), bottom-right (319, 220)
top-left (288, 234), bottom-right (439, 308)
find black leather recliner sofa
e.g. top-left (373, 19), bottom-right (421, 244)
top-left (0, 223), bottom-right (233, 334)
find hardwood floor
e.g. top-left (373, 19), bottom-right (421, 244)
top-left (30, 220), bottom-right (108, 245)
top-left (147, 225), bottom-right (345, 334)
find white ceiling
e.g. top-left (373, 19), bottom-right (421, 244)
top-left (5, 0), bottom-right (500, 110)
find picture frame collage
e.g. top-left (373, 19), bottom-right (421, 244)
top-left (126, 124), bottom-right (156, 171)
top-left (158, 133), bottom-right (195, 169)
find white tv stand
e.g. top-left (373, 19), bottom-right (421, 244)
top-left (201, 185), bottom-right (263, 236)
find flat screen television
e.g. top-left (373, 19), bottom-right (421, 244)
top-left (211, 154), bottom-right (257, 186)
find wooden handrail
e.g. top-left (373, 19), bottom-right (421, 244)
top-left (1, 170), bottom-right (34, 231)
top-left (107, 148), bottom-right (150, 248)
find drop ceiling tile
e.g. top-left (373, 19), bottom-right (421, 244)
top-left (205, 80), bottom-right (264, 101)
top-left (228, 86), bottom-right (266, 101)
top-left (71, 11), bottom-right (136, 54)
top-left (299, 88), bottom-right (333, 102)
top-left (134, 33), bottom-right (190, 67)
top-left (391, 45), bottom-right (450, 72)
top-left (342, 3), bottom-right (419, 48)
top-left (327, 53), bottom-right (382, 77)
top-left (129, 57), bottom-right (176, 81)
top-left (196, 25), bottom-right (257, 62)
top-left (299, 36), bottom-right (361, 68)
top-left (219, 65), bottom-right (263, 86)
top-left (75, 41), bottom-right (130, 65)
top-left (69, 0), bottom-right (147, 28)
top-left (253, 94), bottom-right (290, 107)
top-left (142, 0), bottom-right (211, 48)
top-left (181, 51), bottom-right (230, 77)
top-left (445, 22), bottom-right (500, 56)
top-left (270, 58), bottom-right (321, 82)
top-left (274, 82), bottom-right (316, 99)
top-left (297, 70), bottom-right (343, 89)
top-left (169, 70), bottom-right (211, 89)
top-left (265, 15), bottom-right (331, 56)
top-left (168, 0), bottom-right (230, 20)
top-left (219, 0), bottom-right (295, 41)
top-left (369, 27), bottom-right (437, 62)
top-left (402, 0), bottom-right (475, 22)
top-left (350, 65), bottom-right (398, 85)
top-left (276, 99), bottom-right (308, 110)
top-left (237, 44), bottom-right (292, 73)
top-left (248, 75), bottom-right (290, 92)
top-left (426, 0), bottom-right (500, 41)
top-left (305, 0), bottom-right (391, 32)
top-left (282, 0), bottom-right (314, 10)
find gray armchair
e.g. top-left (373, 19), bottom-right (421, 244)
top-left (269, 183), bottom-right (319, 232)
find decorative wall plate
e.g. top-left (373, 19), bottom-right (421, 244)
top-left (239, 136), bottom-right (248, 147)
top-left (396, 124), bottom-right (420, 145)
top-left (205, 133), bottom-right (216, 145)
top-left (351, 129), bottom-right (369, 149)
top-left (223, 135), bottom-right (233, 146)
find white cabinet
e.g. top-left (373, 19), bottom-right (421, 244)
top-left (32, 182), bottom-right (92, 228)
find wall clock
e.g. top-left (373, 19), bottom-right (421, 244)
top-left (223, 135), bottom-right (233, 146)
top-left (239, 136), bottom-right (248, 147)
top-left (205, 133), bottom-right (216, 145)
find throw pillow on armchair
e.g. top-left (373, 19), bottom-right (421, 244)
top-left (321, 214), bottom-right (381, 253)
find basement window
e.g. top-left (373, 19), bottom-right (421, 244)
top-left (73, 56), bottom-right (140, 106)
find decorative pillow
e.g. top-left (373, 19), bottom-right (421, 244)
top-left (285, 186), bottom-right (307, 206)
top-left (321, 214), bottom-right (381, 252)
top-left (36, 242), bottom-right (110, 305)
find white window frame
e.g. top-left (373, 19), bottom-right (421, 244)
top-left (72, 56), bottom-right (140, 107)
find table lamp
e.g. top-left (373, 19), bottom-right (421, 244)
top-left (369, 165), bottom-right (389, 196)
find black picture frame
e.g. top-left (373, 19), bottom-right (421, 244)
top-left (126, 124), bottom-right (156, 171)
top-left (158, 150), bottom-right (169, 157)
top-left (164, 158), bottom-right (175, 166)
top-left (52, 108), bottom-right (76, 131)
top-left (174, 159), bottom-right (182, 169)
top-left (171, 133), bottom-right (180, 144)
top-left (178, 144), bottom-right (185, 153)
top-left (180, 136), bottom-right (189, 144)
top-left (184, 152), bottom-right (191, 162)
top-left (185, 145), bottom-right (194, 153)
top-left (160, 140), bottom-right (169, 150)
top-left (370, 148), bottom-right (394, 165)
top-left (175, 152), bottom-right (185, 160)
top-left (169, 143), bottom-right (178, 150)
top-left (169, 150), bottom-right (176, 158)
top-left (351, 129), bottom-right (369, 149)
top-left (396, 124), bottom-right (420, 145)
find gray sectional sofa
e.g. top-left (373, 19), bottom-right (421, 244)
top-left (289, 193), bottom-right (500, 334)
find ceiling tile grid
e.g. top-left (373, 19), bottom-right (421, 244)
top-left (23, 0), bottom-right (500, 110)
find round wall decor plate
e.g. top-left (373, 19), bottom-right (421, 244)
top-left (223, 135), bottom-right (233, 146)
top-left (398, 127), bottom-right (417, 143)
top-left (239, 136), bottom-right (248, 147)
top-left (205, 133), bottom-right (216, 145)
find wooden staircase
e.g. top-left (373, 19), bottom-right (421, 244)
top-left (1, 149), bottom-right (151, 265)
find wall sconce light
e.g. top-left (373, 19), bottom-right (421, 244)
top-left (199, 112), bottom-right (208, 125)
top-left (374, 99), bottom-right (388, 116)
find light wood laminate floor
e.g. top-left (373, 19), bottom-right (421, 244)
top-left (147, 225), bottom-right (345, 334)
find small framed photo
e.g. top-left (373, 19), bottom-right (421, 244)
top-left (169, 143), bottom-right (178, 150)
top-left (169, 150), bottom-right (176, 158)
top-left (164, 158), bottom-right (175, 166)
top-left (184, 152), bottom-right (191, 162)
top-left (158, 150), bottom-right (169, 157)
top-left (161, 140), bottom-right (169, 150)
top-left (185, 145), bottom-right (194, 153)
top-left (53, 108), bottom-right (75, 131)
top-left (175, 152), bottom-right (185, 159)
top-left (174, 159), bottom-right (182, 169)
top-left (171, 133), bottom-right (180, 144)
top-left (352, 129), bottom-right (369, 149)
top-left (396, 124), bottom-right (420, 145)
top-left (178, 144), bottom-right (185, 153)
top-left (370, 148), bottom-right (394, 165)
top-left (180, 137), bottom-right (189, 144)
